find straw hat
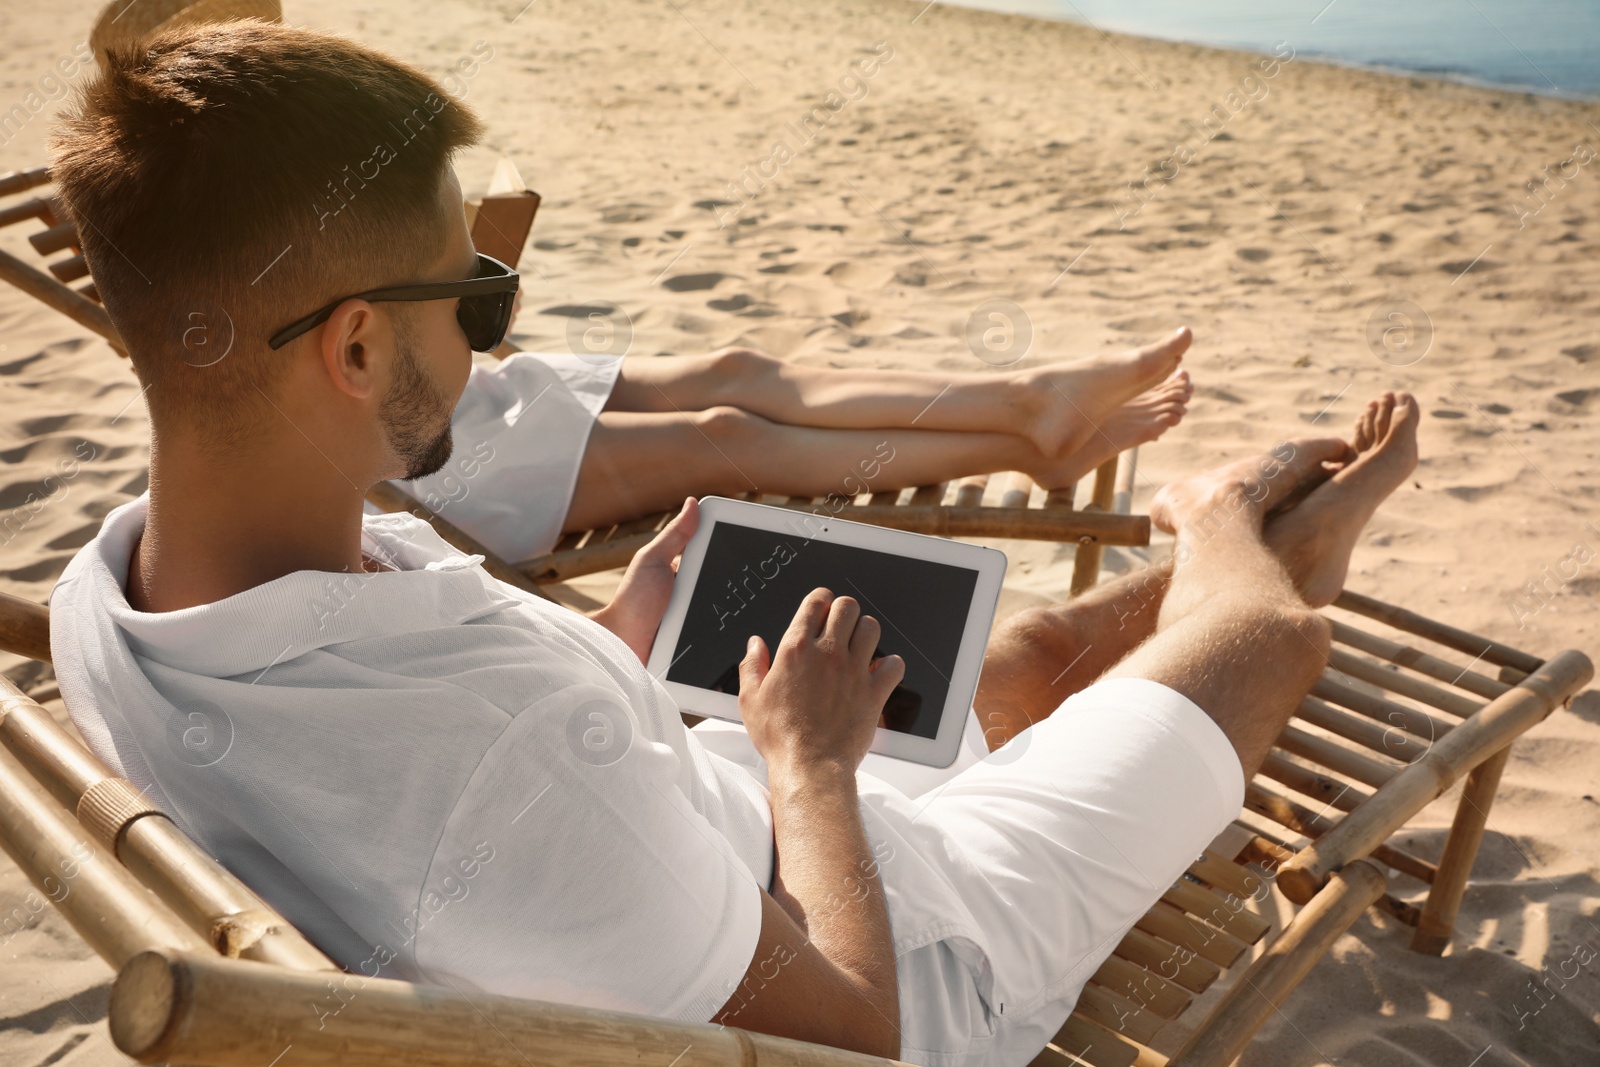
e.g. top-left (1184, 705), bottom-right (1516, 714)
top-left (89, 0), bottom-right (283, 67)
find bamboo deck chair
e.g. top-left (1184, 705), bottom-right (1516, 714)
top-left (0, 162), bottom-right (1148, 603)
top-left (0, 584), bottom-right (1589, 1067)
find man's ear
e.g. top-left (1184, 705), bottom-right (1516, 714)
top-left (317, 298), bottom-right (384, 400)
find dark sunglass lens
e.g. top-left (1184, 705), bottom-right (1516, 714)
top-left (457, 292), bottom-right (511, 352)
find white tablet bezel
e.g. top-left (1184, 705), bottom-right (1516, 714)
top-left (646, 495), bottom-right (1007, 768)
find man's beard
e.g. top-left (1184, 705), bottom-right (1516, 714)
top-left (382, 319), bottom-right (456, 481)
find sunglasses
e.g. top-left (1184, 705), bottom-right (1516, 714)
top-left (268, 253), bottom-right (521, 352)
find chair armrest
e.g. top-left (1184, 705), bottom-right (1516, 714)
top-left (1276, 649), bottom-right (1593, 904)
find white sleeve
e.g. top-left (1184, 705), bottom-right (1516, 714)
top-left (409, 684), bottom-right (762, 1022)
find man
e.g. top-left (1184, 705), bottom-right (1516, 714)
top-left (47, 23), bottom-right (1419, 1067)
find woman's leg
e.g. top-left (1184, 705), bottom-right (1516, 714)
top-left (563, 404), bottom-right (1157, 534)
top-left (602, 328), bottom-right (1192, 458)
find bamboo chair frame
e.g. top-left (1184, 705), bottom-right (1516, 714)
top-left (0, 164), bottom-right (1148, 603)
top-left (0, 586), bottom-right (1588, 1067)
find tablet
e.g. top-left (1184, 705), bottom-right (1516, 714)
top-left (647, 496), bottom-right (1007, 767)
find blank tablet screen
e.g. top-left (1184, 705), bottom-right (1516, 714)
top-left (665, 521), bottom-right (980, 739)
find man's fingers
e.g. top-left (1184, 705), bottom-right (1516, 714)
top-left (739, 635), bottom-right (770, 693)
top-left (641, 497), bottom-right (699, 563)
top-left (786, 588), bottom-right (834, 646)
top-left (871, 654), bottom-right (906, 703)
top-left (848, 612), bottom-right (882, 663)
top-left (824, 595), bottom-right (861, 649)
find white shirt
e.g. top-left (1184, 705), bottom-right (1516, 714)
top-left (50, 498), bottom-right (996, 1027)
top-left (401, 352), bottom-right (621, 564)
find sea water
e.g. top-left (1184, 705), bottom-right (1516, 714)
top-left (940, 0), bottom-right (1600, 99)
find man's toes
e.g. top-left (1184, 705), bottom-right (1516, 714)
top-left (1373, 392), bottom-right (1396, 441)
top-left (1353, 401), bottom-right (1377, 452)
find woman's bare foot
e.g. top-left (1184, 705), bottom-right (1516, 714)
top-left (1014, 327), bottom-right (1192, 459)
top-left (1149, 436), bottom-right (1353, 535)
top-left (1265, 392), bottom-right (1420, 607)
top-left (1025, 370), bottom-right (1193, 489)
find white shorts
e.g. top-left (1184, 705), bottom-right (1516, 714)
top-left (695, 677), bottom-right (1245, 1067)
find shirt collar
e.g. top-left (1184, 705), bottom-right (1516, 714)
top-left (87, 496), bottom-right (523, 678)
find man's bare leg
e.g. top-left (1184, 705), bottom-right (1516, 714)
top-left (602, 329), bottom-right (1192, 459)
top-left (975, 393), bottom-right (1420, 770)
top-left (974, 437), bottom-right (1348, 756)
top-left (564, 384), bottom-right (1188, 533)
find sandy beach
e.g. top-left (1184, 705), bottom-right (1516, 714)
top-left (2, 0), bottom-right (1598, 1063)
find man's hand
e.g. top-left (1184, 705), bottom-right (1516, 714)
top-left (738, 588), bottom-right (905, 777)
top-left (712, 590), bottom-right (905, 1058)
top-left (590, 497), bottom-right (697, 663)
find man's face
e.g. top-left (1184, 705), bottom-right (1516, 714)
top-left (378, 169), bottom-right (479, 481)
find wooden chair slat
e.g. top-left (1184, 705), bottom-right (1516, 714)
top-left (907, 483), bottom-right (946, 506)
top-left (1293, 696), bottom-right (1430, 763)
top-left (28, 220), bottom-right (78, 256)
top-left (1113, 927), bottom-right (1221, 994)
top-left (998, 472), bottom-right (1034, 509)
top-left (1073, 983), bottom-right (1166, 1045)
top-left (1162, 880), bottom-right (1270, 945)
top-left (1329, 619), bottom-right (1511, 700)
top-left (0, 196), bottom-right (54, 229)
top-left (1274, 725), bottom-right (1401, 788)
top-left (49, 253), bottom-right (89, 283)
top-left (1234, 830), bottom-right (1295, 871)
top-left (1333, 589), bottom-right (1543, 674)
top-left (1089, 955), bottom-right (1193, 1020)
top-left (867, 489), bottom-right (900, 506)
top-left (1070, 458), bottom-right (1120, 595)
top-left (1259, 753), bottom-right (1368, 815)
top-left (785, 494), bottom-right (817, 506)
top-left (952, 474), bottom-right (989, 509)
top-left (1136, 901), bottom-right (1252, 969)
top-left (1051, 1014), bottom-right (1142, 1067)
top-left (1184, 850), bottom-right (1268, 903)
top-left (0, 165), bottom-right (51, 197)
top-left (1026, 1042), bottom-right (1087, 1067)
top-left (1327, 647), bottom-right (1483, 717)
top-left (1310, 675), bottom-right (1455, 743)
top-left (1043, 484), bottom-right (1077, 509)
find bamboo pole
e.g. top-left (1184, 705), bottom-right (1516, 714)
top-left (0, 246), bottom-right (122, 346)
top-left (110, 949), bottom-right (912, 1067)
top-left (1309, 676), bottom-right (1454, 744)
top-left (1410, 745), bottom-right (1511, 955)
top-left (1112, 446), bottom-right (1138, 516)
top-left (1326, 648), bottom-right (1483, 717)
top-left (1333, 590), bottom-right (1543, 674)
top-left (998, 471), bottom-right (1033, 509)
top-left (1070, 457), bottom-right (1120, 595)
top-left (1294, 696), bottom-right (1430, 764)
top-left (1274, 725), bottom-right (1400, 788)
top-left (1243, 781), bottom-right (1435, 885)
top-left (0, 164), bottom-right (52, 197)
top-left (0, 589), bottom-right (50, 661)
top-left (1328, 620), bottom-right (1510, 701)
top-left (518, 502), bottom-right (1151, 585)
top-left (1276, 650), bottom-right (1592, 905)
top-left (0, 744), bottom-right (206, 968)
top-left (0, 680), bottom-right (334, 970)
top-left (1164, 861), bottom-right (1388, 1067)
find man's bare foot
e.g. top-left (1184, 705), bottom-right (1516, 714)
top-left (1025, 370), bottom-right (1193, 489)
top-left (1149, 436), bottom-right (1353, 536)
top-left (1014, 327), bottom-right (1191, 459)
top-left (1266, 392), bottom-right (1419, 607)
